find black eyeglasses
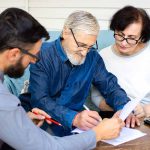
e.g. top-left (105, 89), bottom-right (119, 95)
top-left (19, 48), bottom-right (40, 62)
top-left (114, 33), bottom-right (141, 45)
top-left (0, 45), bottom-right (40, 62)
top-left (70, 28), bottom-right (98, 51)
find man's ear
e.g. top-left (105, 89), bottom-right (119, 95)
top-left (7, 48), bottom-right (21, 63)
top-left (62, 27), bottom-right (70, 39)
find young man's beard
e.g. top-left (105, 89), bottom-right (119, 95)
top-left (5, 58), bottom-right (25, 78)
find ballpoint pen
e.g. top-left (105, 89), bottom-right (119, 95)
top-left (33, 111), bottom-right (62, 126)
top-left (83, 104), bottom-right (90, 111)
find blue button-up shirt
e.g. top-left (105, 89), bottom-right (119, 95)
top-left (29, 37), bottom-right (129, 130)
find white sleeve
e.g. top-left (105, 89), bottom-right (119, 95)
top-left (91, 85), bottom-right (104, 108)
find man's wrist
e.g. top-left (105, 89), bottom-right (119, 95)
top-left (72, 113), bottom-right (79, 127)
top-left (92, 126), bottom-right (102, 142)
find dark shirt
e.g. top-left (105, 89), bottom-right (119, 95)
top-left (29, 37), bottom-right (129, 132)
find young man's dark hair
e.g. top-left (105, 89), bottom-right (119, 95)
top-left (110, 6), bottom-right (150, 43)
top-left (0, 7), bottom-right (49, 52)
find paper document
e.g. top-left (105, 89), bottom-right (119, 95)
top-left (72, 128), bottom-right (84, 134)
top-left (120, 91), bottom-right (149, 121)
top-left (102, 127), bottom-right (146, 146)
top-left (119, 97), bottom-right (141, 121)
top-left (72, 127), bottom-right (146, 146)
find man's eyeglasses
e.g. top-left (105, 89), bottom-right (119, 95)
top-left (114, 33), bottom-right (141, 45)
top-left (70, 28), bottom-right (98, 51)
top-left (0, 46), bottom-right (40, 62)
top-left (19, 48), bottom-right (40, 62)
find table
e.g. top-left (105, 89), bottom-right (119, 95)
top-left (94, 121), bottom-right (150, 150)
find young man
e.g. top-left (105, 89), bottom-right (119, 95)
top-left (0, 8), bottom-right (124, 150)
top-left (26, 10), bottom-right (139, 136)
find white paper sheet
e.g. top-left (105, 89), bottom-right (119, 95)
top-left (102, 127), bottom-right (146, 146)
top-left (119, 91), bottom-right (149, 121)
top-left (119, 97), bottom-right (141, 121)
top-left (72, 127), bottom-right (146, 146)
top-left (71, 128), bottom-right (84, 134)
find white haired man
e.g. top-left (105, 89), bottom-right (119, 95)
top-left (21, 10), bottom-right (139, 137)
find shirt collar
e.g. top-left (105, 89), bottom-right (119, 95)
top-left (0, 70), bottom-right (4, 82)
top-left (55, 37), bottom-right (68, 63)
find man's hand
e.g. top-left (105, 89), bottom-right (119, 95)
top-left (113, 110), bottom-right (140, 128)
top-left (134, 103), bottom-right (145, 118)
top-left (73, 110), bottom-right (102, 130)
top-left (27, 108), bottom-right (51, 127)
top-left (93, 118), bottom-right (124, 142)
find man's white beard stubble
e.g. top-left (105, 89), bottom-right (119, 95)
top-left (66, 50), bottom-right (86, 66)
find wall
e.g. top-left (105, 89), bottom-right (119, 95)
top-left (0, 0), bottom-right (150, 30)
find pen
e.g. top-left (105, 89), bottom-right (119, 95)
top-left (83, 105), bottom-right (102, 122)
top-left (83, 104), bottom-right (90, 111)
top-left (33, 111), bottom-right (62, 126)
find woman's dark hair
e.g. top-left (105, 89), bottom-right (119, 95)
top-left (0, 7), bottom-right (50, 51)
top-left (110, 6), bottom-right (150, 43)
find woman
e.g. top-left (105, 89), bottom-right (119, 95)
top-left (91, 6), bottom-right (150, 118)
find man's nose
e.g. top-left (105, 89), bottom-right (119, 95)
top-left (81, 50), bottom-right (88, 57)
top-left (80, 48), bottom-right (89, 57)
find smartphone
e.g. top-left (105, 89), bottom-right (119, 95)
top-left (144, 117), bottom-right (150, 125)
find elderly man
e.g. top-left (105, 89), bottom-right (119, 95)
top-left (26, 10), bottom-right (139, 136)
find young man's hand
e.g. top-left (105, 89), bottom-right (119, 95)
top-left (93, 118), bottom-right (124, 141)
top-left (27, 108), bottom-right (51, 127)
